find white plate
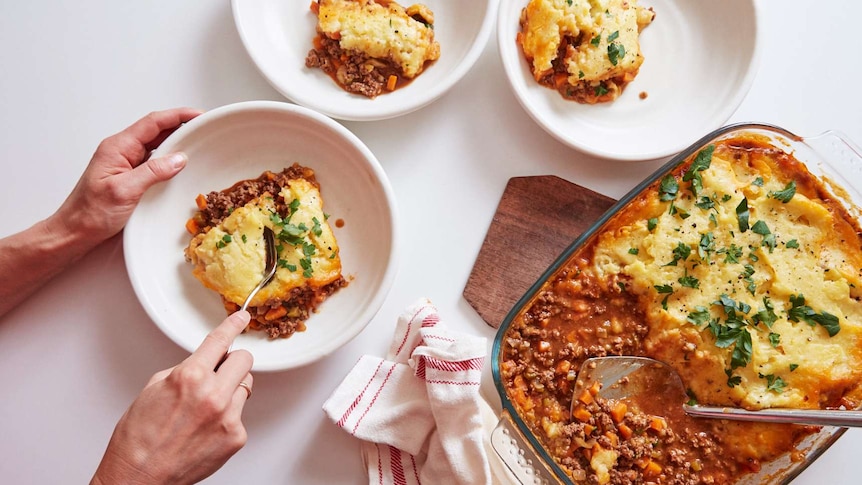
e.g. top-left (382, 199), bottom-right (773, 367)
top-left (498, 0), bottom-right (762, 161)
top-left (124, 101), bottom-right (399, 371)
top-left (231, 0), bottom-right (499, 121)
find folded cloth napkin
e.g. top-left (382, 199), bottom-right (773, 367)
top-left (323, 298), bottom-right (491, 485)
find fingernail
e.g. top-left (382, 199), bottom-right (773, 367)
top-left (168, 152), bottom-right (187, 170)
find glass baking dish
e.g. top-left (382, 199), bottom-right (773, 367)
top-left (490, 123), bottom-right (862, 484)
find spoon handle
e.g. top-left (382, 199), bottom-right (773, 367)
top-left (684, 405), bottom-right (862, 428)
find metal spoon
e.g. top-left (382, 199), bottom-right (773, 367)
top-left (219, 226), bottom-right (277, 365)
top-left (240, 226), bottom-right (278, 312)
top-left (572, 356), bottom-right (862, 428)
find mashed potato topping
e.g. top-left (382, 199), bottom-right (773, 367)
top-left (307, 0), bottom-right (439, 97)
top-left (593, 136), bottom-right (862, 410)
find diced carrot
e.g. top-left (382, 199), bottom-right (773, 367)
top-left (537, 340), bottom-right (551, 352)
top-left (264, 305), bottom-right (288, 321)
top-left (556, 360), bottom-right (571, 374)
top-left (583, 424), bottom-right (595, 435)
top-left (649, 416), bottom-right (667, 432)
top-left (572, 405), bottom-right (592, 422)
top-left (195, 193), bottom-right (207, 210)
top-left (578, 388), bottom-right (594, 405)
top-left (635, 457), bottom-right (650, 470)
top-left (588, 380), bottom-right (602, 396)
top-left (309, 1), bottom-right (319, 14)
top-left (610, 401), bottom-right (627, 423)
top-left (386, 75), bottom-right (397, 91)
top-left (644, 460), bottom-right (662, 478)
top-left (618, 423), bottom-right (633, 440)
top-left (185, 218), bottom-right (200, 235)
top-left (604, 431), bottom-right (619, 447)
top-left (554, 73), bottom-right (568, 89)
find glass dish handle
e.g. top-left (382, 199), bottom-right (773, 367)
top-left (803, 130), bottom-right (862, 204)
top-left (491, 411), bottom-right (558, 485)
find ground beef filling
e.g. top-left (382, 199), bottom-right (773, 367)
top-left (500, 255), bottom-right (798, 484)
top-left (189, 164), bottom-right (347, 339)
top-left (306, 35), bottom-right (409, 98)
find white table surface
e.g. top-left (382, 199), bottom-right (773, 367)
top-left (1, 1), bottom-right (860, 483)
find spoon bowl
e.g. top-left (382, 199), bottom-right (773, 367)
top-left (573, 356), bottom-right (862, 428)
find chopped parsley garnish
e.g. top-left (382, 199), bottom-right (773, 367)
top-left (241, 234), bottom-right (248, 244)
top-left (721, 244), bottom-right (743, 263)
top-left (763, 374), bottom-right (786, 393)
top-left (769, 181), bottom-right (797, 203)
top-left (311, 217), bottom-right (323, 237)
top-left (607, 42), bottom-right (625, 66)
top-left (752, 177), bottom-right (764, 187)
top-left (751, 220), bottom-right (776, 253)
top-left (278, 259), bottom-right (297, 272)
top-left (665, 242), bottom-right (692, 266)
top-left (789, 363), bottom-right (799, 372)
top-left (726, 370), bottom-right (742, 388)
top-left (607, 30), bottom-right (620, 42)
top-left (659, 175), bottom-right (679, 202)
top-left (594, 84), bottom-right (609, 96)
top-left (628, 248), bottom-right (639, 255)
top-left (768, 332), bottom-right (781, 347)
top-left (590, 34), bottom-right (601, 46)
top-left (216, 234), bottom-right (232, 249)
top-left (618, 282), bottom-right (627, 292)
top-left (752, 296), bottom-right (778, 328)
top-left (698, 232), bottom-right (716, 262)
top-left (578, 70), bottom-right (585, 79)
top-left (655, 284), bottom-right (674, 294)
top-left (709, 213), bottom-right (718, 227)
top-left (678, 272), bottom-right (700, 289)
top-left (647, 218), bottom-right (658, 231)
top-left (567, 0), bottom-right (573, 5)
top-left (687, 306), bottom-right (711, 326)
top-left (695, 196), bottom-right (715, 210)
top-left (721, 194), bottom-right (732, 203)
top-left (682, 145), bottom-right (714, 196)
top-left (786, 239), bottom-right (799, 248)
top-left (787, 294), bottom-right (841, 336)
top-left (735, 198), bottom-right (750, 232)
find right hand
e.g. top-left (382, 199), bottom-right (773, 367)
top-left (91, 311), bottom-right (254, 485)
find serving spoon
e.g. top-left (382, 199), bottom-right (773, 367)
top-left (572, 356), bottom-right (862, 428)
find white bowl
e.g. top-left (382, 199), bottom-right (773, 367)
top-left (498, 0), bottom-right (762, 161)
top-left (124, 101), bottom-right (399, 371)
top-left (231, 0), bottom-right (499, 121)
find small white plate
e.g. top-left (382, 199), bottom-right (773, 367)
top-left (498, 0), bottom-right (762, 161)
top-left (124, 101), bottom-right (399, 371)
top-left (232, 0), bottom-right (499, 121)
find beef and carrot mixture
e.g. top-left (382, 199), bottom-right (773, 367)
top-left (185, 164), bottom-right (346, 339)
top-left (500, 134), bottom-right (862, 483)
top-left (305, 0), bottom-right (439, 98)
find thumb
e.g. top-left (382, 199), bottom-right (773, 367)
top-left (126, 152), bottom-right (188, 195)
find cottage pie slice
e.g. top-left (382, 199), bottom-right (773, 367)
top-left (305, 0), bottom-right (440, 98)
top-left (184, 164), bottom-right (346, 339)
top-left (519, 0), bottom-right (655, 103)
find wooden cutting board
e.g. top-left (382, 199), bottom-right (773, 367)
top-left (464, 176), bottom-right (616, 328)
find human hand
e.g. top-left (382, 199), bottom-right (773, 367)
top-left (91, 311), bottom-right (254, 485)
top-left (54, 107), bottom-right (202, 248)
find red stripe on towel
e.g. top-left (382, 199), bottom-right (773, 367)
top-left (390, 445), bottom-right (406, 485)
top-left (337, 359), bottom-right (386, 428)
top-left (424, 356), bottom-right (485, 373)
top-left (353, 362), bottom-right (398, 435)
top-left (421, 314), bottom-right (439, 327)
top-left (393, 306), bottom-right (427, 357)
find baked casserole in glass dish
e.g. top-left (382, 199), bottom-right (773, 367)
top-left (491, 123), bottom-right (862, 485)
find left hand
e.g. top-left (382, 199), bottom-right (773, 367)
top-left (54, 107), bottom-right (202, 247)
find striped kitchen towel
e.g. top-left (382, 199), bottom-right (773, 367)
top-left (323, 298), bottom-right (491, 485)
